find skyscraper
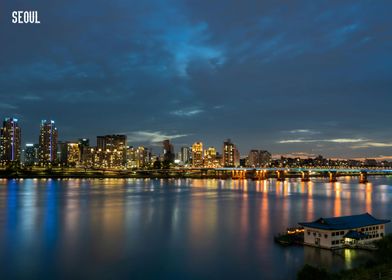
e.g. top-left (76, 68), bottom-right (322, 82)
top-left (24, 143), bottom-right (39, 166)
top-left (136, 146), bottom-right (150, 168)
top-left (247, 150), bottom-right (260, 167)
top-left (39, 120), bottom-right (58, 165)
top-left (180, 146), bottom-right (192, 164)
top-left (0, 117), bottom-right (21, 164)
top-left (246, 150), bottom-right (271, 167)
top-left (58, 141), bottom-right (81, 167)
top-left (192, 142), bottom-right (203, 167)
top-left (223, 139), bottom-right (237, 167)
top-left (78, 138), bottom-right (91, 167)
top-left (96, 135), bottom-right (127, 168)
top-left (204, 147), bottom-right (218, 167)
top-left (127, 146), bottom-right (150, 168)
top-left (162, 139), bottom-right (174, 163)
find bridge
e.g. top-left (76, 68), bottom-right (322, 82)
top-left (131, 167), bottom-right (392, 183)
top-left (214, 167), bottom-right (392, 183)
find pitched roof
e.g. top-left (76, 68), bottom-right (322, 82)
top-left (298, 213), bottom-right (390, 230)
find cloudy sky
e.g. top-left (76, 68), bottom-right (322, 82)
top-left (1, 0), bottom-right (392, 158)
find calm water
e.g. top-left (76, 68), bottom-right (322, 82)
top-left (0, 177), bottom-right (391, 280)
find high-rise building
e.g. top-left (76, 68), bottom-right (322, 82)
top-left (192, 142), bottom-right (203, 167)
top-left (162, 139), bottom-right (175, 163)
top-left (223, 139), bottom-right (237, 167)
top-left (247, 150), bottom-right (271, 167)
top-left (67, 143), bottom-right (80, 166)
top-left (180, 146), bottom-right (192, 165)
top-left (58, 142), bottom-right (81, 167)
top-left (127, 146), bottom-right (150, 168)
top-left (95, 135), bottom-right (127, 168)
top-left (235, 148), bottom-right (240, 167)
top-left (24, 143), bottom-right (39, 166)
top-left (259, 150), bottom-right (271, 166)
top-left (57, 141), bottom-right (68, 165)
top-left (77, 138), bottom-right (91, 167)
top-left (136, 146), bottom-right (150, 168)
top-left (204, 147), bottom-right (219, 167)
top-left (247, 150), bottom-right (260, 167)
top-left (0, 117), bottom-right (21, 164)
top-left (127, 146), bottom-right (137, 167)
top-left (39, 120), bottom-right (58, 165)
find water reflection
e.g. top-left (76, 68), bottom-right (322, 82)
top-left (0, 177), bottom-right (390, 279)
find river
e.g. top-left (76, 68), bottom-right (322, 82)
top-left (0, 177), bottom-right (391, 279)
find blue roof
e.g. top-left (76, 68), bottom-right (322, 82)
top-left (298, 213), bottom-right (390, 230)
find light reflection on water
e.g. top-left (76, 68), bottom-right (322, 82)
top-left (0, 177), bottom-right (391, 279)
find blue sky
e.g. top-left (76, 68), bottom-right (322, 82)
top-left (1, 0), bottom-right (392, 158)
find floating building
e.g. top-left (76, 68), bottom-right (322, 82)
top-left (299, 213), bottom-right (390, 249)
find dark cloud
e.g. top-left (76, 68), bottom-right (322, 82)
top-left (1, 0), bottom-right (391, 158)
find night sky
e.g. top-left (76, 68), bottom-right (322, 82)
top-left (1, 1), bottom-right (392, 159)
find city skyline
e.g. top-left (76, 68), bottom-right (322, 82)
top-left (1, 1), bottom-right (392, 159)
top-left (0, 116), bottom-right (391, 163)
top-left (1, 2), bottom-right (392, 280)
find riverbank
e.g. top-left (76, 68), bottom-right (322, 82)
top-left (0, 167), bottom-right (389, 179)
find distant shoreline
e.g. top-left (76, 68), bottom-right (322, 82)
top-left (0, 168), bottom-right (389, 180)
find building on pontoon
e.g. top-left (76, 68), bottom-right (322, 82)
top-left (299, 213), bottom-right (390, 249)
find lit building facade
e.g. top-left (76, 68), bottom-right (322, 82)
top-left (247, 150), bottom-right (259, 167)
top-left (0, 117), bottom-right (21, 164)
top-left (223, 139), bottom-right (237, 167)
top-left (136, 146), bottom-right (150, 168)
top-left (24, 143), bottom-right (39, 166)
top-left (180, 146), bottom-right (191, 165)
top-left (247, 149), bottom-right (271, 167)
top-left (58, 142), bottom-right (81, 167)
top-left (127, 146), bottom-right (150, 168)
top-left (192, 142), bottom-right (203, 167)
top-left (78, 138), bottom-right (90, 165)
top-left (39, 120), bottom-right (58, 165)
top-left (163, 139), bottom-right (175, 163)
top-left (127, 147), bottom-right (136, 167)
top-left (204, 147), bottom-right (220, 167)
top-left (95, 135), bottom-right (127, 168)
top-left (300, 213), bottom-right (390, 250)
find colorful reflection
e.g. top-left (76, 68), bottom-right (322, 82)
top-left (0, 177), bottom-right (389, 279)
